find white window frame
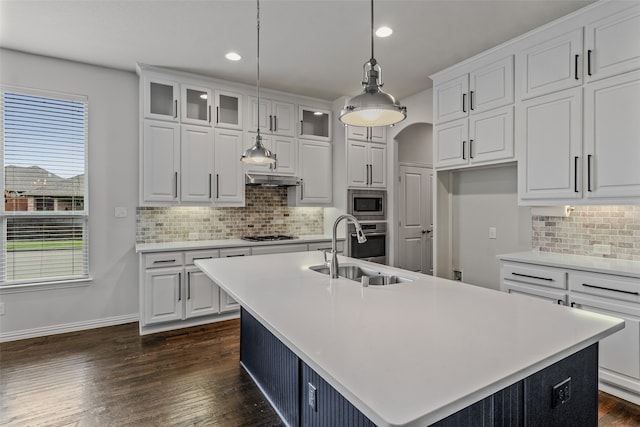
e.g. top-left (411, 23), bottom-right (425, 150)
top-left (1, 85), bottom-right (91, 289)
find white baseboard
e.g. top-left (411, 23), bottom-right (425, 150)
top-left (0, 314), bottom-right (139, 342)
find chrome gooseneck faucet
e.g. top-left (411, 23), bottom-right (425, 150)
top-left (331, 214), bottom-right (367, 279)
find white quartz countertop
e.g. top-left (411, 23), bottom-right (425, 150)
top-left (498, 251), bottom-right (640, 278)
top-left (136, 234), bottom-right (342, 253)
top-left (195, 251), bottom-right (624, 427)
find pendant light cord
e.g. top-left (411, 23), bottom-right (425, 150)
top-left (256, 0), bottom-right (261, 137)
top-left (370, 0), bottom-right (374, 62)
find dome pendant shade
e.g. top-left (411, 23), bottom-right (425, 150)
top-left (241, 133), bottom-right (275, 164)
top-left (339, 0), bottom-right (406, 127)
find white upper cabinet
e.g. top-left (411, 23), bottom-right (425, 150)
top-left (434, 55), bottom-right (513, 124)
top-left (585, 4), bottom-right (640, 83)
top-left (583, 70), bottom-right (640, 202)
top-left (142, 120), bottom-right (181, 203)
top-left (214, 89), bottom-right (243, 130)
top-left (144, 78), bottom-right (179, 122)
top-left (518, 88), bottom-right (583, 203)
top-left (181, 84), bottom-right (212, 126)
top-left (288, 140), bottom-right (332, 206)
top-left (517, 28), bottom-right (583, 100)
top-left (213, 129), bottom-right (245, 206)
top-left (180, 125), bottom-right (214, 203)
top-left (247, 97), bottom-right (295, 137)
top-left (434, 119), bottom-right (468, 169)
top-left (346, 140), bottom-right (387, 188)
top-left (244, 134), bottom-right (297, 176)
top-left (299, 106), bottom-right (332, 142)
top-left (347, 125), bottom-right (386, 143)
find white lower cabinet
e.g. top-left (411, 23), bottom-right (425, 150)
top-left (185, 266), bottom-right (220, 318)
top-left (218, 247), bottom-right (252, 312)
top-left (500, 259), bottom-right (640, 404)
top-left (144, 266), bottom-right (184, 324)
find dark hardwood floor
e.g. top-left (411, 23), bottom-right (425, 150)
top-left (1, 320), bottom-right (638, 426)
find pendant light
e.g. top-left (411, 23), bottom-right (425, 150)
top-left (339, 0), bottom-right (407, 127)
top-left (241, 0), bottom-right (275, 164)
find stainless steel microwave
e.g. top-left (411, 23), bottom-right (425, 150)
top-left (347, 189), bottom-right (386, 220)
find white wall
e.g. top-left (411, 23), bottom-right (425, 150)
top-left (451, 164), bottom-right (531, 291)
top-left (0, 49), bottom-right (139, 340)
top-left (397, 123), bottom-right (433, 166)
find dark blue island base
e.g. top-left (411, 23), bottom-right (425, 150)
top-left (240, 308), bottom-right (598, 427)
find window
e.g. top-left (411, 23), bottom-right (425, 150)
top-left (1, 86), bottom-right (89, 285)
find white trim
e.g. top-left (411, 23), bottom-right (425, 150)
top-left (0, 313), bottom-right (138, 342)
top-left (0, 277), bottom-right (92, 293)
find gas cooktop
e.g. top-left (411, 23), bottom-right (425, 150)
top-left (241, 235), bottom-right (298, 242)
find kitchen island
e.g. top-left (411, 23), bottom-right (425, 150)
top-left (195, 252), bottom-right (624, 426)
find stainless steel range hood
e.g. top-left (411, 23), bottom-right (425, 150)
top-left (245, 173), bottom-right (301, 187)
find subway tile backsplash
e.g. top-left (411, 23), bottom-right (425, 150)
top-left (532, 205), bottom-right (640, 261)
top-left (136, 186), bottom-right (324, 243)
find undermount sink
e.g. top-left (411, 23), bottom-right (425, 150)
top-left (308, 264), bottom-right (414, 285)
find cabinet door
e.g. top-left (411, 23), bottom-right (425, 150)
top-left (369, 143), bottom-right (387, 188)
top-left (369, 126), bottom-right (386, 143)
top-left (299, 106), bottom-right (331, 141)
top-left (272, 101), bottom-right (295, 137)
top-left (270, 136), bottom-right (297, 175)
top-left (144, 78), bottom-right (179, 121)
top-left (517, 28), bottom-right (583, 100)
top-left (584, 70), bottom-right (640, 202)
top-left (247, 96), bottom-right (271, 134)
top-left (181, 125), bottom-right (214, 203)
top-left (469, 55), bottom-right (514, 114)
top-left (296, 140), bottom-right (332, 205)
top-left (144, 267), bottom-right (184, 324)
top-left (220, 289), bottom-right (240, 313)
top-left (518, 88), bottom-right (582, 203)
top-left (346, 126), bottom-right (368, 141)
top-left (214, 89), bottom-right (243, 130)
top-left (142, 120), bottom-right (180, 203)
top-left (434, 74), bottom-right (469, 124)
top-left (214, 129), bottom-right (245, 205)
top-left (185, 266), bottom-right (220, 318)
top-left (434, 118), bottom-right (468, 169)
top-left (347, 140), bottom-right (368, 187)
top-left (571, 294), bottom-right (640, 382)
top-left (181, 84), bottom-right (212, 126)
top-left (503, 281), bottom-right (567, 305)
top-left (585, 4), bottom-right (640, 83)
top-left (468, 106), bottom-right (513, 165)
top-left (251, 244), bottom-right (308, 255)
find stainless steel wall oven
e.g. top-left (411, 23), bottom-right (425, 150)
top-left (347, 222), bottom-right (386, 265)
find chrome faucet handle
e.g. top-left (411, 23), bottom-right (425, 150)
top-left (321, 249), bottom-right (331, 265)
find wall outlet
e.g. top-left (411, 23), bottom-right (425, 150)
top-left (489, 227), bottom-right (497, 239)
top-left (0, 302), bottom-right (5, 315)
top-left (114, 207), bottom-right (127, 218)
top-left (593, 244), bottom-right (611, 255)
top-left (552, 377), bottom-right (571, 408)
top-left (308, 383), bottom-right (317, 411)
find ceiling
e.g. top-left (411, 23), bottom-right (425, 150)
top-left (0, 0), bottom-right (595, 102)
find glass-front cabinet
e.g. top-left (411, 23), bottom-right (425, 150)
top-left (214, 90), bottom-right (243, 130)
top-left (181, 84), bottom-right (212, 126)
top-left (144, 78), bottom-right (179, 122)
top-left (299, 106), bottom-right (331, 142)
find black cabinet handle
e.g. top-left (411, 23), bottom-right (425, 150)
top-left (216, 106), bottom-right (220, 123)
top-left (274, 116), bottom-right (277, 132)
top-left (570, 302), bottom-right (576, 308)
top-left (462, 141), bottom-right (466, 160)
top-left (300, 120), bottom-right (304, 135)
top-left (216, 174), bottom-right (220, 199)
top-left (187, 271), bottom-right (191, 300)
top-left (208, 105), bottom-right (212, 123)
top-left (557, 299), bottom-right (564, 305)
top-left (192, 256), bottom-right (213, 261)
top-left (269, 115), bottom-right (273, 132)
top-left (174, 171), bottom-right (178, 198)
top-left (178, 272), bottom-right (182, 301)
top-left (226, 254), bottom-right (246, 257)
top-left (511, 272), bottom-right (553, 282)
top-left (153, 259), bottom-right (176, 264)
top-left (582, 283), bottom-right (639, 296)
top-left (574, 156), bottom-right (579, 193)
top-left (469, 91), bottom-right (474, 111)
top-left (469, 139), bottom-right (474, 159)
top-left (174, 100), bottom-right (178, 118)
top-left (574, 54), bottom-right (579, 80)
top-left (462, 93), bottom-right (467, 113)
top-left (300, 178), bottom-right (304, 200)
top-left (587, 50), bottom-right (592, 76)
top-left (587, 154), bottom-right (592, 192)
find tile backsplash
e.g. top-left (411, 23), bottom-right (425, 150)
top-left (136, 186), bottom-right (324, 243)
top-left (532, 205), bottom-right (640, 261)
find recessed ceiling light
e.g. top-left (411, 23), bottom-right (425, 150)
top-left (375, 26), bottom-right (393, 38)
top-left (314, 111), bottom-right (323, 116)
top-left (225, 52), bottom-right (242, 61)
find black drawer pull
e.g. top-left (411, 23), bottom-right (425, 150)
top-left (574, 54), bottom-right (579, 80)
top-left (153, 259), bottom-right (176, 264)
top-left (557, 299), bottom-right (565, 305)
top-left (226, 254), bottom-right (246, 257)
top-left (582, 283), bottom-right (639, 296)
top-left (511, 272), bottom-right (553, 281)
top-left (192, 256), bottom-right (213, 261)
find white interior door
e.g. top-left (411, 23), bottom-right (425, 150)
top-left (398, 165), bottom-right (433, 274)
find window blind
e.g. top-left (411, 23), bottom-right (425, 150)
top-left (1, 86), bottom-right (89, 285)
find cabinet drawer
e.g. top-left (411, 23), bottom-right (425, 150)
top-left (569, 271), bottom-right (640, 304)
top-left (185, 250), bottom-right (220, 265)
top-left (502, 262), bottom-right (566, 289)
top-left (308, 241), bottom-right (344, 253)
top-left (252, 243), bottom-right (309, 256)
top-left (144, 251), bottom-right (184, 268)
top-left (503, 280), bottom-right (567, 305)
